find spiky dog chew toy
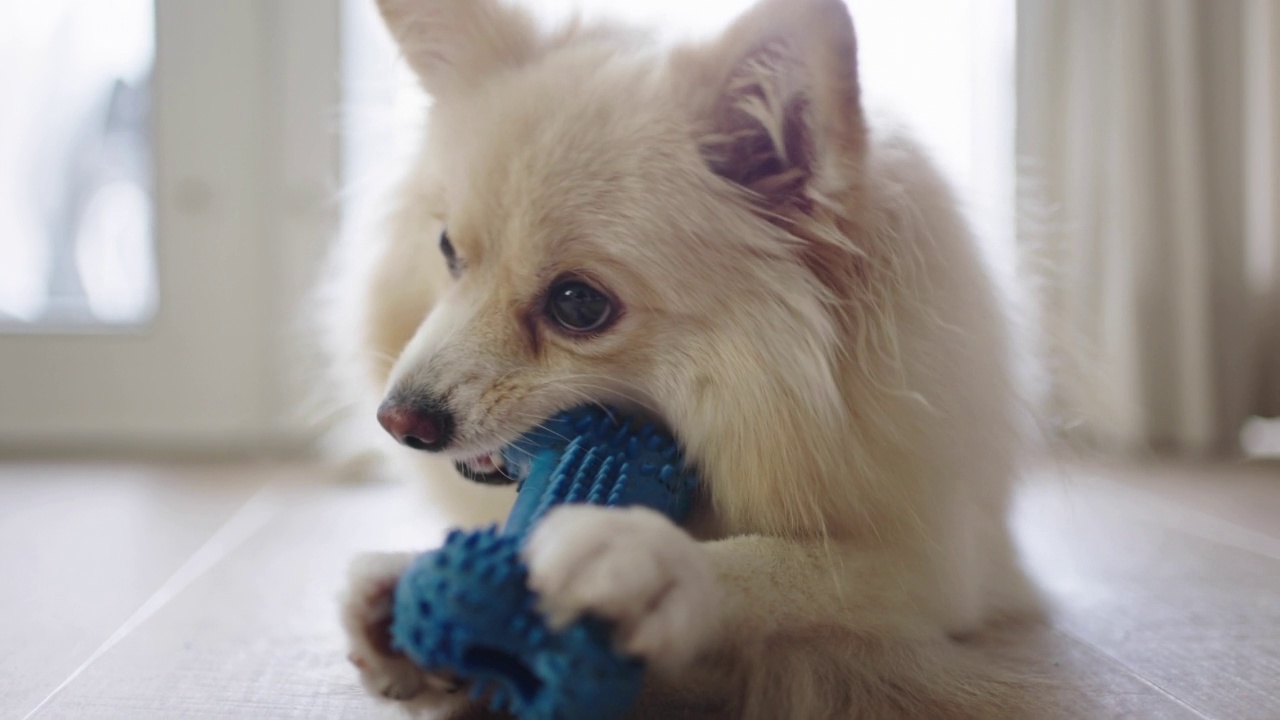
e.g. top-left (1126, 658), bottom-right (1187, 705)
top-left (389, 406), bottom-right (698, 720)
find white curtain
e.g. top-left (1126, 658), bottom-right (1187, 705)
top-left (1017, 0), bottom-right (1280, 455)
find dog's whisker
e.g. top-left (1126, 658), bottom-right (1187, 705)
top-left (548, 376), bottom-right (663, 417)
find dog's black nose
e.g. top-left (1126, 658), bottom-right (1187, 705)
top-left (377, 397), bottom-right (453, 452)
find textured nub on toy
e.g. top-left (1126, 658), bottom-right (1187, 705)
top-left (389, 406), bottom-right (698, 720)
top-left (501, 407), bottom-right (696, 541)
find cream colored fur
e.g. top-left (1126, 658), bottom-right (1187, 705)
top-left (334, 0), bottom-right (1042, 716)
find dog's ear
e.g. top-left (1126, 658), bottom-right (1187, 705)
top-left (675, 0), bottom-right (866, 208)
top-left (375, 0), bottom-right (540, 96)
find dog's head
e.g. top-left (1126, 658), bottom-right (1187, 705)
top-left (371, 0), bottom-right (878, 524)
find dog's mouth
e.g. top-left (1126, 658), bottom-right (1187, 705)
top-left (453, 451), bottom-right (515, 486)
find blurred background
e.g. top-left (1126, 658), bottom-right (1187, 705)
top-left (0, 0), bottom-right (1276, 461)
top-left (4, 3), bottom-right (1280, 718)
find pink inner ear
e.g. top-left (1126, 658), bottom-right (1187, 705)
top-left (685, 0), bottom-right (866, 209)
top-left (697, 43), bottom-right (817, 211)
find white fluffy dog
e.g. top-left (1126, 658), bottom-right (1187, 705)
top-left (332, 0), bottom-right (1041, 716)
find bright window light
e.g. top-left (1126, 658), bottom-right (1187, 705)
top-left (0, 0), bottom-right (156, 328)
top-left (341, 0), bottom-right (1014, 270)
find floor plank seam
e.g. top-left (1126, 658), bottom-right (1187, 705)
top-left (1054, 623), bottom-right (1218, 720)
top-left (19, 479), bottom-right (282, 719)
top-left (1099, 478), bottom-right (1280, 562)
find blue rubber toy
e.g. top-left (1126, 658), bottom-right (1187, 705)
top-left (389, 406), bottom-right (699, 720)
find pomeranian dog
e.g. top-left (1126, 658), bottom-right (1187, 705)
top-left (332, 0), bottom-right (1042, 716)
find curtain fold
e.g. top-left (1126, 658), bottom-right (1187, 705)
top-left (1017, 0), bottom-right (1280, 455)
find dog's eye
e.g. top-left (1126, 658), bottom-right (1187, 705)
top-left (546, 280), bottom-right (613, 333)
top-left (439, 230), bottom-right (460, 276)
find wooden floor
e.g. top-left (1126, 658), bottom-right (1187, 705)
top-left (1, 458), bottom-right (1277, 719)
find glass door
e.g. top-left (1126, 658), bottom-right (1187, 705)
top-left (0, 0), bottom-right (340, 453)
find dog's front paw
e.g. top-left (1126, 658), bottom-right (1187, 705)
top-left (341, 552), bottom-right (469, 706)
top-left (522, 506), bottom-right (721, 672)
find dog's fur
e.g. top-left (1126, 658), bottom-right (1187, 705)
top-left (333, 0), bottom-right (1042, 716)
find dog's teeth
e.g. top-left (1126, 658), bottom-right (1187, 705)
top-left (459, 451), bottom-right (507, 478)
top-left (464, 453), bottom-right (505, 474)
